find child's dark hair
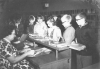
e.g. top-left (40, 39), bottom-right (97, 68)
top-left (37, 15), bottom-right (44, 20)
top-left (47, 16), bottom-right (56, 26)
top-left (77, 12), bottom-right (87, 19)
top-left (29, 15), bottom-right (35, 20)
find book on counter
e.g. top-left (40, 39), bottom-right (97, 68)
top-left (69, 43), bottom-right (86, 51)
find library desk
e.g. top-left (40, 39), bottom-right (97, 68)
top-left (26, 36), bottom-right (77, 69)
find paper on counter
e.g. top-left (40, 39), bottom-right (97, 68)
top-left (35, 39), bottom-right (49, 42)
top-left (57, 43), bottom-right (68, 48)
top-left (50, 43), bottom-right (68, 48)
top-left (42, 47), bottom-right (51, 52)
top-left (69, 44), bottom-right (86, 51)
top-left (29, 34), bottom-right (37, 37)
top-left (27, 49), bottom-right (43, 57)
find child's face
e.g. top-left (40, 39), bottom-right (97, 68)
top-left (37, 18), bottom-right (43, 22)
top-left (75, 15), bottom-right (85, 26)
top-left (47, 20), bottom-right (53, 27)
top-left (61, 17), bottom-right (70, 28)
top-left (29, 19), bottom-right (34, 24)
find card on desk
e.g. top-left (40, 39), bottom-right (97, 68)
top-left (27, 49), bottom-right (43, 57)
top-left (35, 39), bottom-right (49, 42)
top-left (27, 48), bottom-right (51, 57)
top-left (29, 34), bottom-right (43, 39)
top-left (49, 42), bottom-right (85, 51)
top-left (50, 43), bottom-right (68, 48)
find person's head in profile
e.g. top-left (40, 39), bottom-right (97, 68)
top-left (61, 14), bottom-right (75, 44)
top-left (29, 15), bottom-right (36, 25)
top-left (13, 16), bottom-right (22, 27)
top-left (47, 16), bottom-right (56, 28)
top-left (61, 14), bottom-right (72, 29)
top-left (75, 12), bottom-right (87, 27)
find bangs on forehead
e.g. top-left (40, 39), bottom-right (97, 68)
top-left (37, 16), bottom-right (44, 20)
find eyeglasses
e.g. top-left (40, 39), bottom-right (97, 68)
top-left (76, 18), bottom-right (83, 21)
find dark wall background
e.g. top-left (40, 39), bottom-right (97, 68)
top-left (6, 0), bottom-right (93, 15)
top-left (0, 0), bottom-right (94, 39)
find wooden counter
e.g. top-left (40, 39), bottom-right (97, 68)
top-left (26, 48), bottom-right (77, 69)
top-left (26, 36), bottom-right (77, 69)
top-left (26, 49), bottom-right (75, 69)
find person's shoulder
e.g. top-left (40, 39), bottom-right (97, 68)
top-left (64, 27), bottom-right (75, 35)
top-left (34, 23), bottom-right (38, 26)
top-left (68, 26), bottom-right (75, 31)
top-left (85, 24), bottom-right (93, 31)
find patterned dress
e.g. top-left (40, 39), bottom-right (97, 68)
top-left (0, 39), bottom-right (34, 69)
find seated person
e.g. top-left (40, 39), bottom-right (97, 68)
top-left (61, 14), bottom-right (75, 45)
top-left (47, 16), bottom-right (62, 42)
top-left (0, 25), bottom-right (35, 69)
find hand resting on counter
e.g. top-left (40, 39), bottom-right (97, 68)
top-left (13, 41), bottom-right (21, 44)
top-left (69, 42), bottom-right (86, 51)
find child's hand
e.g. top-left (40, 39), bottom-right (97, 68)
top-left (20, 48), bottom-right (31, 53)
top-left (14, 41), bottom-right (21, 44)
top-left (26, 50), bottom-right (35, 57)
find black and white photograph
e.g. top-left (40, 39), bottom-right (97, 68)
top-left (0, 0), bottom-right (100, 69)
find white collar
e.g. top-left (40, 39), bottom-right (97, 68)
top-left (3, 38), bottom-right (11, 43)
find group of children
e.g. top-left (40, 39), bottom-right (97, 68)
top-left (0, 12), bottom-right (97, 69)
